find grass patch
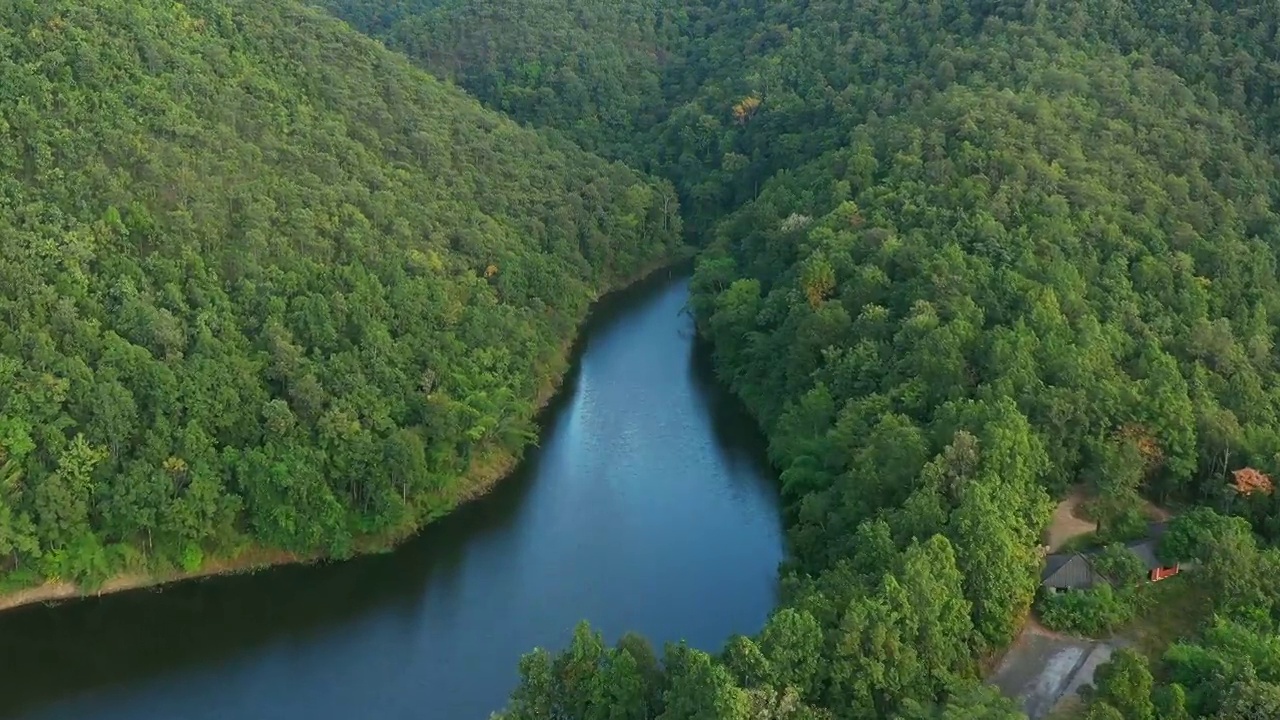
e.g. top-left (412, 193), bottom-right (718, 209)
top-left (1056, 531), bottom-right (1103, 554)
top-left (0, 568), bottom-right (43, 595)
top-left (1117, 574), bottom-right (1211, 659)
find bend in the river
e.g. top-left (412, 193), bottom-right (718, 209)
top-left (0, 272), bottom-right (784, 720)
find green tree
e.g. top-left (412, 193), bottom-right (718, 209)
top-left (1091, 649), bottom-right (1155, 720)
top-left (1217, 680), bottom-right (1280, 720)
top-left (949, 482), bottom-right (1039, 648)
top-left (590, 646), bottom-right (652, 720)
top-left (1160, 508), bottom-right (1253, 564)
top-left (898, 536), bottom-right (977, 688)
top-left (825, 575), bottom-right (923, 717)
top-left (555, 621), bottom-right (608, 719)
top-left (1154, 683), bottom-right (1192, 720)
top-left (33, 435), bottom-right (105, 553)
top-left (722, 635), bottom-right (773, 689)
top-left (759, 608), bottom-right (824, 701)
top-left (660, 646), bottom-right (750, 720)
top-left (1092, 544), bottom-right (1147, 588)
top-left (1086, 439), bottom-right (1147, 539)
top-left (504, 648), bottom-right (557, 720)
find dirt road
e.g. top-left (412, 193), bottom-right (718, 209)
top-left (989, 621), bottom-right (1120, 719)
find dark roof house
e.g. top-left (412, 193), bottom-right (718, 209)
top-left (1123, 521), bottom-right (1167, 571)
top-left (1040, 553), bottom-right (1101, 590)
top-left (1041, 521), bottom-right (1180, 591)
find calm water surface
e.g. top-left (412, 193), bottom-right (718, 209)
top-left (0, 273), bottom-right (783, 720)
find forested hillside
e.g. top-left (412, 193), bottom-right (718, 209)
top-left (13, 0), bottom-right (1280, 717)
top-left (319, 0), bottom-right (838, 233)
top-left (322, 0), bottom-right (1280, 718)
top-left (319, 0), bottom-right (688, 159)
top-left (0, 0), bottom-right (681, 589)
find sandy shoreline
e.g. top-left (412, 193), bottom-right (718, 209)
top-left (0, 258), bottom-right (687, 614)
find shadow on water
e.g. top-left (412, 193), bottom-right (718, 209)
top-left (0, 357), bottom-right (598, 716)
top-left (0, 268), bottom-right (781, 720)
top-left (688, 335), bottom-right (773, 475)
top-left (0, 288), bottom-right (592, 716)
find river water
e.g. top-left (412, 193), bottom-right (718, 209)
top-left (0, 273), bottom-right (783, 720)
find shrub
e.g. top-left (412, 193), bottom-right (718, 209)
top-left (180, 544), bottom-right (205, 574)
top-left (1039, 585), bottom-right (1136, 636)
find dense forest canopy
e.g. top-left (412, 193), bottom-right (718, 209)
top-left (321, 0), bottom-right (1280, 718)
top-left (0, 0), bottom-right (681, 588)
top-left (317, 0), bottom-right (689, 160)
top-left (13, 0), bottom-right (1280, 717)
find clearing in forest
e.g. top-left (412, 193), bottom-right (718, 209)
top-left (989, 619), bottom-right (1120, 719)
top-left (1043, 490), bottom-right (1097, 552)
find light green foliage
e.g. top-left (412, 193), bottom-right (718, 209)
top-left (502, 622), bottom-right (667, 720)
top-left (1153, 683), bottom-right (1192, 720)
top-left (897, 536), bottom-right (977, 687)
top-left (1089, 649), bottom-right (1155, 720)
top-left (1164, 616), bottom-right (1280, 716)
top-left (949, 481), bottom-right (1042, 648)
top-left (1216, 680), bottom-right (1280, 720)
top-left (758, 607), bottom-right (824, 701)
top-left (722, 635), bottom-right (772, 690)
top-left (1038, 584), bottom-right (1136, 637)
top-left (0, 0), bottom-right (681, 585)
top-left (659, 644), bottom-right (751, 720)
top-left (1083, 704), bottom-right (1125, 720)
top-left (1161, 508), bottom-right (1254, 565)
top-left (1162, 509), bottom-right (1280, 619)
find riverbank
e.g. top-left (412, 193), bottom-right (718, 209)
top-left (0, 255), bottom-right (692, 615)
top-left (0, 267), bottom-right (782, 720)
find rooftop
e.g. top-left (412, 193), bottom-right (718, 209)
top-left (1042, 521), bottom-right (1171, 588)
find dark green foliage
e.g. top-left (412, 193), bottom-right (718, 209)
top-left (1094, 545), bottom-right (1148, 588)
top-left (477, 0), bottom-right (1280, 716)
top-left (0, 0), bottom-right (681, 586)
top-left (320, 0), bottom-right (687, 161)
top-left (20, 0), bottom-right (1280, 717)
top-left (895, 684), bottom-right (1023, 719)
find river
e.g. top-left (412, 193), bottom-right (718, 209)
top-left (0, 272), bottom-right (784, 720)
